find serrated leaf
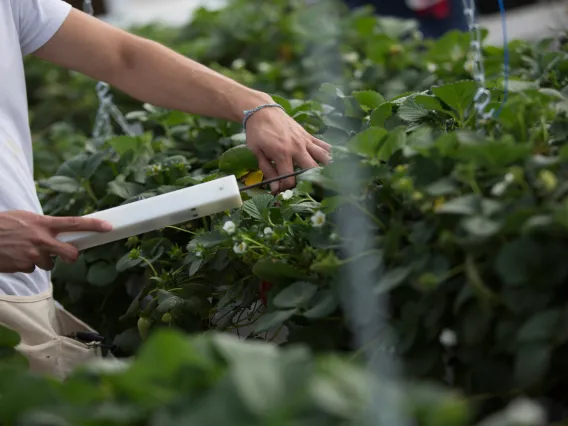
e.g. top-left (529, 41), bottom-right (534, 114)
top-left (398, 98), bottom-right (430, 122)
top-left (461, 216), bottom-right (501, 238)
top-left (44, 176), bottom-right (81, 193)
top-left (303, 291), bottom-right (338, 319)
top-left (377, 127), bottom-right (406, 161)
top-left (254, 309), bottom-right (297, 333)
top-left (375, 266), bottom-right (412, 295)
top-left (352, 90), bottom-right (385, 111)
top-left (436, 194), bottom-right (479, 215)
top-left (108, 176), bottom-right (144, 200)
top-left (273, 281), bottom-right (318, 309)
top-left (370, 103), bottom-right (393, 127)
top-left (242, 194), bottom-right (274, 220)
top-left (252, 258), bottom-right (306, 285)
top-left (218, 145), bottom-right (259, 178)
top-left (432, 81), bottom-right (477, 121)
top-left (87, 261), bottom-right (118, 286)
top-left (347, 127), bottom-right (388, 158)
top-left (116, 253), bottom-right (143, 272)
top-left (414, 95), bottom-right (448, 114)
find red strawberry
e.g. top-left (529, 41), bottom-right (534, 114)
top-left (259, 281), bottom-right (273, 306)
top-left (415, 0), bottom-right (450, 19)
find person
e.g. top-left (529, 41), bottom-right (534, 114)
top-left (0, 0), bottom-right (331, 378)
top-left (343, 0), bottom-right (468, 39)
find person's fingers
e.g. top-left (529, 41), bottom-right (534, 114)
top-left (256, 150), bottom-right (281, 194)
top-left (294, 149), bottom-right (319, 170)
top-left (274, 155), bottom-right (296, 191)
top-left (42, 237), bottom-right (80, 262)
top-left (311, 136), bottom-right (332, 152)
top-left (34, 251), bottom-right (55, 271)
top-left (43, 216), bottom-right (112, 233)
top-left (307, 143), bottom-right (332, 165)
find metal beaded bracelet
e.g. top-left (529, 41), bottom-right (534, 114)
top-left (242, 103), bottom-right (285, 133)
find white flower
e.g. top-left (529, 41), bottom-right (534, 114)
top-left (311, 211), bottom-right (326, 228)
top-left (257, 62), bottom-right (272, 73)
top-left (506, 398), bottom-right (546, 426)
top-left (281, 190), bottom-right (294, 200)
top-left (223, 221), bottom-right (236, 235)
top-left (231, 58), bottom-right (245, 69)
top-left (263, 227), bottom-right (274, 236)
top-left (233, 242), bottom-right (247, 254)
top-left (342, 52), bottom-right (359, 63)
top-left (426, 62), bottom-right (438, 73)
top-left (439, 329), bottom-right (457, 347)
top-left (505, 173), bottom-right (515, 183)
top-left (195, 250), bottom-right (203, 258)
top-left (330, 233), bottom-right (339, 242)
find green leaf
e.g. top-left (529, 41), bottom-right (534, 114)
top-left (0, 326), bottom-right (20, 348)
top-left (432, 81), bottom-right (477, 121)
top-left (347, 127), bottom-right (388, 158)
top-left (87, 261), bottom-right (119, 286)
top-left (252, 258), bottom-right (306, 286)
top-left (187, 231), bottom-right (226, 252)
top-left (375, 266), bottom-right (412, 295)
top-left (273, 282), bottom-right (318, 309)
top-left (108, 176), bottom-right (144, 200)
top-left (517, 310), bottom-right (561, 343)
top-left (231, 351), bottom-right (285, 416)
top-left (352, 90), bottom-right (385, 111)
top-left (456, 140), bottom-right (532, 168)
top-left (108, 135), bottom-right (146, 155)
top-left (53, 254), bottom-right (88, 283)
top-left (303, 291), bottom-right (339, 319)
top-left (461, 216), bottom-right (501, 238)
top-left (116, 253), bottom-right (143, 272)
top-left (436, 194), bottom-right (479, 215)
top-left (319, 83), bottom-right (345, 99)
top-left (218, 145), bottom-right (259, 177)
top-left (398, 98), bottom-right (430, 122)
top-left (377, 127), bottom-right (406, 161)
top-left (241, 194), bottom-right (274, 220)
top-left (514, 343), bottom-right (551, 388)
top-left (270, 95), bottom-right (292, 113)
top-left (254, 309), bottom-right (297, 333)
top-left (414, 95), bottom-right (448, 114)
top-left (83, 152), bottom-right (106, 179)
top-left (370, 103), bottom-right (393, 127)
top-left (43, 176), bottom-right (81, 193)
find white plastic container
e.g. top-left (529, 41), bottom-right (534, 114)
top-left (56, 175), bottom-right (242, 251)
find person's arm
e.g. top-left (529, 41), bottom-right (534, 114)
top-left (33, 8), bottom-right (331, 192)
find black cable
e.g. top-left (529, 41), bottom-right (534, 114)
top-left (239, 168), bottom-right (310, 192)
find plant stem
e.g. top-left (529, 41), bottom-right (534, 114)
top-left (83, 180), bottom-right (98, 204)
top-left (140, 256), bottom-right (158, 277)
top-left (166, 225), bottom-right (196, 235)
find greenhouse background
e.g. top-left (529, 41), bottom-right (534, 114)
top-left (2, 0), bottom-right (568, 424)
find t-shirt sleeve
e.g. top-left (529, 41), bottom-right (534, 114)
top-left (9, 0), bottom-right (73, 56)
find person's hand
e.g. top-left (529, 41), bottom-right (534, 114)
top-left (245, 106), bottom-right (332, 193)
top-left (0, 211), bottom-right (112, 274)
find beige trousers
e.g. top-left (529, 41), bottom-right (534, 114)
top-left (0, 285), bottom-right (104, 379)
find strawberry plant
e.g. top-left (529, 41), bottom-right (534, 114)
top-left (23, 0), bottom-right (568, 421)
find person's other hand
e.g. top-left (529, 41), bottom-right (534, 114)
top-left (245, 107), bottom-right (332, 193)
top-left (0, 211), bottom-right (112, 274)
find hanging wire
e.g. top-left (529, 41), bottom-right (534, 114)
top-left (495, 0), bottom-right (509, 117)
top-left (83, 0), bottom-right (135, 144)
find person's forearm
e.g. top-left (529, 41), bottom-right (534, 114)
top-left (112, 36), bottom-right (273, 123)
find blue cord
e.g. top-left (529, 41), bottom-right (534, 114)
top-left (494, 0), bottom-right (509, 117)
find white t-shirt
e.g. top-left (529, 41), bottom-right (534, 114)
top-left (0, 0), bottom-right (72, 296)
